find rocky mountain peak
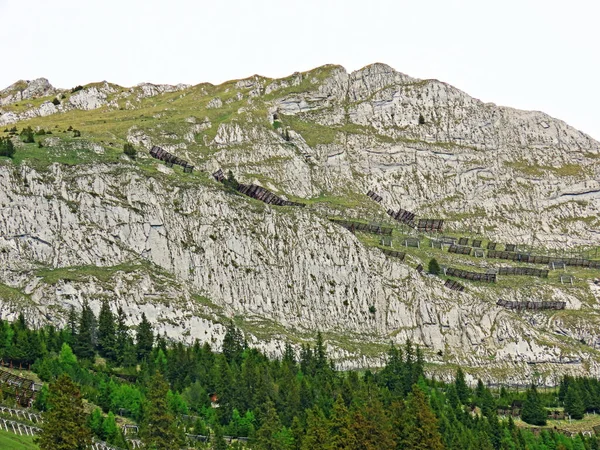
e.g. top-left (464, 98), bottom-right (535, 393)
top-left (0, 78), bottom-right (57, 106)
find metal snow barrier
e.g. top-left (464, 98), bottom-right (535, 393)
top-left (496, 299), bottom-right (566, 310)
top-left (329, 219), bottom-right (393, 236)
top-left (446, 267), bottom-right (496, 283)
top-left (381, 249), bottom-right (406, 260)
top-left (380, 236), bottom-right (393, 247)
top-left (487, 242), bottom-right (497, 250)
top-left (444, 279), bottom-right (465, 292)
top-left (560, 275), bottom-right (574, 285)
top-left (236, 183), bottom-right (305, 207)
top-left (386, 208), bottom-right (416, 226)
top-left (366, 190), bottom-right (383, 203)
top-left (487, 250), bottom-right (600, 269)
top-left (404, 237), bottom-right (420, 248)
top-left (149, 146), bottom-right (194, 173)
top-left (417, 219), bottom-right (444, 233)
top-left (458, 237), bottom-right (469, 246)
top-left (212, 168), bottom-right (225, 182)
top-left (497, 267), bottom-right (549, 278)
top-left (505, 244), bottom-right (516, 252)
top-left (472, 239), bottom-right (482, 248)
top-left (0, 405), bottom-right (43, 423)
top-left (448, 245), bottom-right (472, 256)
top-left (430, 239), bottom-right (443, 249)
top-left (0, 369), bottom-right (39, 407)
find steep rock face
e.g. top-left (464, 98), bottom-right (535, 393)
top-left (1, 64), bottom-right (600, 382)
top-left (1, 161), bottom-right (599, 382)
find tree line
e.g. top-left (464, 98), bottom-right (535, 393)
top-left (0, 306), bottom-right (599, 449)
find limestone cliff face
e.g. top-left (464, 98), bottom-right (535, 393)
top-left (1, 64), bottom-right (599, 383)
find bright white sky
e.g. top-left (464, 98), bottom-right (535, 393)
top-left (1, 0), bottom-right (598, 140)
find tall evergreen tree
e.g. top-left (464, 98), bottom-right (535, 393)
top-left (521, 384), bottom-right (547, 426)
top-left (67, 305), bottom-right (78, 343)
top-left (564, 384), bottom-right (585, 420)
top-left (141, 371), bottom-right (184, 449)
top-left (97, 299), bottom-right (116, 361)
top-left (455, 368), bottom-right (470, 404)
top-left (222, 321), bottom-right (245, 364)
top-left (73, 301), bottom-right (96, 361)
top-left (136, 312), bottom-right (154, 361)
top-left (301, 406), bottom-right (329, 450)
top-left (256, 400), bottom-right (284, 450)
top-left (37, 374), bottom-right (92, 450)
top-left (398, 385), bottom-right (444, 450)
top-left (329, 396), bottom-right (357, 449)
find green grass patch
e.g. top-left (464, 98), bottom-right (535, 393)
top-left (0, 430), bottom-right (37, 450)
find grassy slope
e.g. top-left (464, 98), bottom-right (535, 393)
top-left (0, 430), bottom-right (37, 450)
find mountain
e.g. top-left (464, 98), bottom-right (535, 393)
top-left (1, 63), bottom-right (599, 384)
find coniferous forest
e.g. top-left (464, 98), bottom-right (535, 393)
top-left (1, 302), bottom-right (600, 449)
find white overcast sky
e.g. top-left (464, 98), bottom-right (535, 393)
top-left (1, 0), bottom-right (598, 140)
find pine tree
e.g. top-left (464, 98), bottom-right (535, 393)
top-left (0, 137), bottom-right (15, 158)
top-left (521, 384), bottom-right (547, 426)
top-left (301, 406), bottom-right (329, 450)
top-left (329, 396), bottom-right (357, 449)
top-left (222, 321), bottom-right (245, 364)
top-left (256, 400), bottom-right (284, 450)
top-left (97, 299), bottom-right (116, 361)
top-left (73, 301), bottom-right (96, 361)
top-left (136, 312), bottom-right (154, 362)
top-left (398, 385), bottom-right (444, 450)
top-left (352, 398), bottom-right (396, 450)
top-left (67, 305), bottom-right (78, 343)
top-left (36, 374), bottom-right (92, 450)
top-left (564, 384), bottom-right (585, 420)
top-left (141, 371), bottom-right (184, 449)
top-left (123, 142), bottom-right (137, 159)
top-left (428, 258), bottom-right (441, 275)
top-left (455, 367), bottom-right (470, 404)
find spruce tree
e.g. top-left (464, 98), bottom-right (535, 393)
top-left (564, 384), bottom-right (585, 420)
top-left (428, 258), bottom-right (441, 275)
top-left (97, 299), bottom-right (116, 361)
top-left (37, 374), bottom-right (92, 450)
top-left (141, 371), bottom-right (184, 449)
top-left (455, 367), bottom-right (470, 404)
top-left (222, 321), bottom-right (245, 364)
top-left (329, 396), bottom-right (357, 449)
top-left (521, 384), bottom-right (547, 426)
top-left (301, 406), bottom-right (329, 450)
top-left (136, 312), bottom-right (154, 361)
top-left (73, 301), bottom-right (96, 361)
top-left (256, 399), bottom-right (284, 450)
top-left (398, 385), bottom-right (444, 450)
